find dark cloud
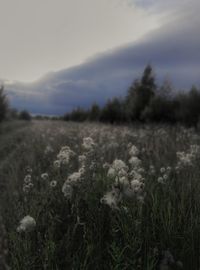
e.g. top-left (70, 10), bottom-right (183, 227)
top-left (5, 0), bottom-right (200, 115)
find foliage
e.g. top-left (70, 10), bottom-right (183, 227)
top-left (1, 121), bottom-right (200, 269)
top-left (63, 65), bottom-right (200, 127)
top-left (126, 64), bottom-right (156, 121)
top-left (0, 86), bottom-right (8, 122)
top-left (19, 110), bottom-right (32, 121)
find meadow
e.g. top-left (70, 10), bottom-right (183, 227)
top-left (1, 120), bottom-right (200, 269)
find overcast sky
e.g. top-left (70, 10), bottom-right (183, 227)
top-left (4, 0), bottom-right (200, 114)
top-left (0, 0), bottom-right (162, 82)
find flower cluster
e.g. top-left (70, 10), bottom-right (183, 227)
top-left (54, 145), bottom-right (76, 167)
top-left (101, 145), bottom-right (145, 208)
top-left (157, 166), bottom-right (171, 184)
top-left (176, 144), bottom-right (200, 169)
top-left (82, 137), bottom-right (96, 152)
top-left (23, 169), bottom-right (34, 194)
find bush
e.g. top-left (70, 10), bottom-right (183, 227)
top-left (19, 110), bottom-right (32, 121)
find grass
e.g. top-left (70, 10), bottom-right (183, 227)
top-left (1, 120), bottom-right (200, 269)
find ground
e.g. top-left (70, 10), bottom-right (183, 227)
top-left (0, 120), bottom-right (200, 269)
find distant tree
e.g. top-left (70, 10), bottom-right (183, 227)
top-left (88, 103), bottom-right (101, 121)
top-left (100, 98), bottom-right (125, 124)
top-left (126, 65), bottom-right (156, 121)
top-left (19, 110), bottom-right (32, 121)
top-left (175, 86), bottom-right (200, 127)
top-left (64, 107), bottom-right (89, 122)
top-left (141, 79), bottom-right (176, 123)
top-left (0, 86), bottom-right (8, 122)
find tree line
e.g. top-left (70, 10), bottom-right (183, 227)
top-left (0, 86), bottom-right (31, 122)
top-left (1, 65), bottom-right (200, 126)
top-left (63, 65), bottom-right (200, 127)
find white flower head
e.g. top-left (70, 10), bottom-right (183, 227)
top-left (17, 215), bottom-right (36, 233)
top-left (41, 173), bottom-right (48, 181)
top-left (23, 184), bottom-right (31, 193)
top-left (129, 145), bottom-right (139, 157)
top-left (67, 171), bottom-right (82, 184)
top-left (107, 167), bottom-right (116, 178)
top-left (82, 137), bottom-right (95, 151)
top-left (158, 177), bottom-right (164, 184)
top-left (131, 179), bottom-right (143, 193)
top-left (44, 145), bottom-right (54, 155)
top-left (129, 156), bottom-right (142, 168)
top-left (53, 160), bottom-right (61, 169)
top-left (62, 182), bottom-right (73, 199)
top-left (160, 167), bottom-right (166, 174)
top-left (100, 188), bottom-right (121, 209)
top-left (78, 155), bottom-right (86, 166)
top-left (112, 159), bottom-right (128, 172)
top-left (103, 162), bottom-right (110, 170)
top-left (57, 145), bottom-right (75, 165)
top-left (24, 174), bottom-right (31, 184)
top-left (50, 180), bottom-right (57, 188)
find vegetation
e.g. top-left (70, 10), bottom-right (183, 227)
top-left (1, 120), bottom-right (200, 269)
top-left (19, 110), bottom-right (32, 121)
top-left (0, 86), bottom-right (8, 122)
top-left (64, 65), bottom-right (200, 127)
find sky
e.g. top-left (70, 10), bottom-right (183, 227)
top-left (3, 0), bottom-right (200, 115)
top-left (0, 0), bottom-right (160, 82)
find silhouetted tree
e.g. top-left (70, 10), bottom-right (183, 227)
top-left (64, 107), bottom-right (89, 122)
top-left (175, 86), bottom-right (200, 127)
top-left (0, 86), bottom-right (8, 122)
top-left (126, 65), bottom-right (156, 121)
top-left (88, 103), bottom-right (101, 121)
top-left (141, 79), bottom-right (176, 123)
top-left (100, 98), bottom-right (125, 123)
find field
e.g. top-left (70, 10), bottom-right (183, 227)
top-left (1, 120), bottom-right (200, 269)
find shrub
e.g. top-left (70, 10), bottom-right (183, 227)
top-left (19, 110), bottom-right (32, 121)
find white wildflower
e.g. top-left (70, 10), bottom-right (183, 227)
top-left (53, 160), bottom-right (61, 169)
top-left (129, 145), bottom-right (139, 156)
top-left (112, 159), bottom-right (128, 172)
top-left (67, 171), bottom-right (82, 185)
top-left (44, 145), bottom-right (54, 155)
top-left (24, 174), bottom-right (31, 184)
top-left (167, 166), bottom-right (171, 172)
top-left (100, 188), bottom-right (122, 209)
top-left (128, 156), bottom-right (142, 168)
top-left (131, 179), bottom-right (143, 193)
top-left (62, 182), bottom-right (73, 199)
top-left (158, 177), bottom-right (164, 184)
top-left (50, 180), bottom-right (57, 188)
top-left (78, 155), bottom-right (86, 166)
top-left (82, 137), bottom-right (95, 151)
top-left (118, 168), bottom-right (128, 178)
top-left (160, 167), bottom-right (166, 173)
top-left (107, 167), bottom-right (116, 178)
top-left (26, 167), bottom-right (32, 174)
top-left (17, 215), bottom-right (36, 233)
top-left (103, 162), bottom-right (110, 170)
top-left (23, 184), bottom-right (31, 193)
top-left (163, 174), bottom-right (168, 180)
top-left (41, 173), bottom-right (48, 181)
top-left (57, 146), bottom-right (75, 165)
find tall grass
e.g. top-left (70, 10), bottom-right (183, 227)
top-left (0, 120), bottom-right (200, 269)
